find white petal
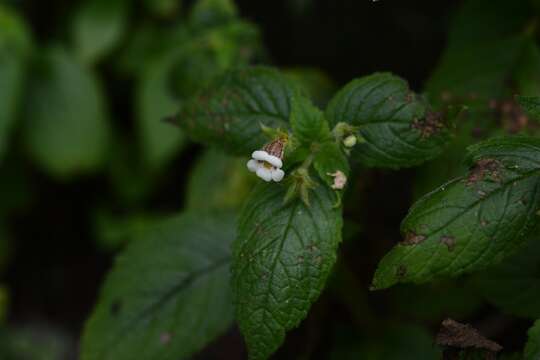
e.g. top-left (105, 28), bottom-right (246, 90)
top-left (271, 168), bottom-right (285, 182)
top-left (247, 159), bottom-right (259, 172)
top-left (252, 150), bottom-right (282, 168)
top-left (256, 167), bottom-right (272, 182)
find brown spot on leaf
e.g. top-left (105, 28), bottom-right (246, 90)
top-left (110, 300), bottom-right (122, 316)
top-left (466, 159), bottom-right (502, 186)
top-left (160, 332), bottom-right (172, 345)
top-left (436, 319), bottom-right (502, 357)
top-left (396, 265), bottom-right (407, 278)
top-left (401, 232), bottom-right (426, 246)
top-left (411, 111), bottom-right (445, 138)
top-left (440, 236), bottom-right (456, 251)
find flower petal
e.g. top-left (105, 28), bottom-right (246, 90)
top-left (247, 159), bottom-right (259, 172)
top-left (256, 167), bottom-right (273, 182)
top-left (252, 150), bottom-right (282, 168)
top-left (271, 168), bottom-right (285, 182)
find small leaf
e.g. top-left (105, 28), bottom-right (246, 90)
top-left (372, 136), bottom-right (540, 290)
top-left (22, 48), bottom-right (112, 178)
top-left (232, 179), bottom-right (342, 360)
top-left (73, 0), bottom-right (129, 64)
top-left (81, 212), bottom-right (236, 360)
top-left (326, 73), bottom-right (450, 168)
top-left (525, 320), bottom-right (540, 360)
top-left (178, 66), bottom-right (300, 155)
top-left (517, 95), bottom-right (540, 120)
top-left (470, 237), bottom-right (540, 318)
top-left (290, 94), bottom-right (330, 145)
top-left (313, 141), bottom-right (349, 189)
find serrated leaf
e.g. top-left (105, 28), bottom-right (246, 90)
top-left (22, 48), bottom-right (111, 178)
top-left (372, 136), bottom-right (540, 290)
top-left (232, 180), bottom-right (342, 360)
top-left (73, 0), bottom-right (129, 64)
top-left (313, 141), bottom-right (349, 189)
top-left (326, 73), bottom-right (450, 168)
top-left (178, 66), bottom-right (299, 155)
top-left (525, 320), bottom-right (540, 360)
top-left (290, 94), bottom-right (329, 145)
top-left (517, 96), bottom-right (540, 120)
top-left (470, 237), bottom-right (540, 318)
top-left (81, 212), bottom-right (236, 360)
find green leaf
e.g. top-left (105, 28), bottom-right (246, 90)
top-left (525, 320), bottom-right (540, 360)
top-left (313, 141), bottom-right (349, 189)
top-left (186, 149), bottom-right (256, 211)
top-left (290, 94), bottom-right (329, 145)
top-left (189, 0), bottom-right (237, 28)
top-left (22, 48), bottom-right (111, 178)
top-left (372, 136), bottom-right (540, 290)
top-left (0, 5), bottom-right (31, 162)
top-left (73, 0), bottom-right (129, 64)
top-left (137, 51), bottom-right (186, 171)
top-left (425, 0), bottom-right (532, 102)
top-left (178, 66), bottom-right (300, 155)
top-left (514, 41), bottom-right (540, 97)
top-left (143, 0), bottom-right (180, 17)
top-left (517, 96), bottom-right (540, 120)
top-left (470, 237), bottom-right (540, 318)
top-left (326, 73), bottom-right (450, 168)
top-left (283, 67), bottom-right (337, 108)
top-left (232, 179), bottom-right (342, 360)
top-left (81, 211), bottom-right (236, 360)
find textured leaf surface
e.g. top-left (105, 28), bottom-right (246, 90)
top-left (326, 73), bottom-right (450, 168)
top-left (73, 0), bottom-right (129, 64)
top-left (471, 237), bottom-right (540, 318)
top-left (232, 180), bottom-right (343, 359)
top-left (372, 136), bottom-right (540, 289)
top-left (81, 212), bottom-right (236, 360)
top-left (178, 66), bottom-right (299, 155)
top-left (290, 94), bottom-right (329, 145)
top-left (525, 320), bottom-right (540, 360)
top-left (22, 48), bottom-right (111, 178)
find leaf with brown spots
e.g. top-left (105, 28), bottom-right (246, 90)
top-left (372, 136), bottom-right (540, 289)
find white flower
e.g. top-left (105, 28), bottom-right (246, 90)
top-left (247, 140), bottom-right (285, 182)
top-left (327, 170), bottom-right (347, 190)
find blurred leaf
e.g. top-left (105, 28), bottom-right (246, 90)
top-left (313, 141), bottom-right (349, 189)
top-left (0, 5), bottom-right (31, 162)
top-left (186, 149), bottom-right (256, 211)
top-left (426, 0), bottom-right (532, 102)
top-left (0, 285), bottom-right (7, 324)
top-left (93, 210), bottom-right (160, 251)
top-left (330, 324), bottom-right (441, 360)
top-left (517, 95), bottom-right (540, 119)
top-left (526, 320), bottom-right (540, 360)
top-left (178, 66), bottom-right (300, 155)
top-left (143, 0), bottom-right (181, 17)
top-left (189, 0), bottom-right (237, 28)
top-left (81, 212), bottom-right (236, 360)
top-left (290, 94), bottom-right (329, 145)
top-left (73, 0), bottom-right (130, 64)
top-left (514, 41), bottom-right (540, 96)
top-left (137, 52), bottom-right (186, 171)
top-left (0, 223), bottom-right (11, 274)
top-left (0, 324), bottom-right (72, 360)
top-left (22, 48), bottom-right (112, 178)
top-left (283, 67), bottom-right (337, 107)
top-left (470, 237), bottom-right (540, 318)
top-left (232, 179), bottom-right (342, 360)
top-left (326, 73), bottom-right (451, 168)
top-left (373, 136), bottom-right (540, 289)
